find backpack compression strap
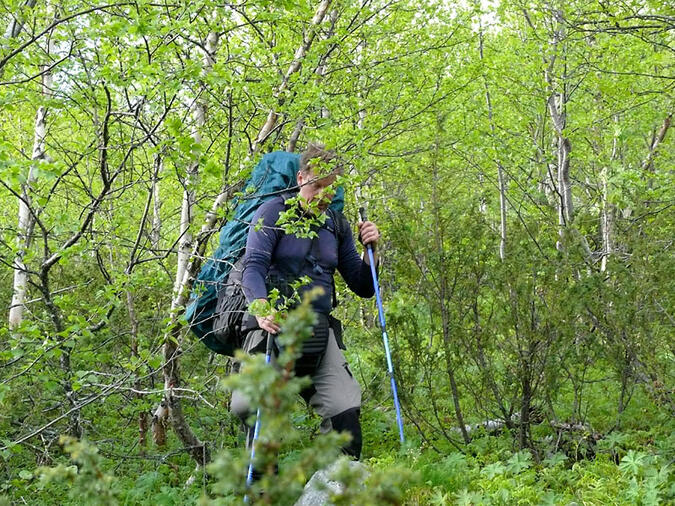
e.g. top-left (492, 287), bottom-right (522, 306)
top-left (326, 208), bottom-right (349, 309)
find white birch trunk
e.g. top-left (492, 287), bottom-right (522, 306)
top-left (497, 165), bottom-right (507, 260)
top-left (357, 39), bottom-right (367, 129)
top-left (9, 3), bottom-right (53, 329)
top-left (4, 0), bottom-right (38, 39)
top-left (287, 8), bottom-right (338, 152)
top-left (544, 7), bottom-right (573, 250)
top-left (287, 118), bottom-right (304, 152)
top-left (151, 154), bottom-right (162, 250)
top-left (478, 20), bottom-right (507, 261)
top-left (155, 32), bottom-right (219, 461)
top-left (319, 10), bottom-right (338, 121)
top-left (601, 117), bottom-right (619, 273)
top-left (171, 32), bottom-right (219, 304)
top-left (252, 0), bottom-right (332, 154)
top-left (600, 171), bottom-right (613, 273)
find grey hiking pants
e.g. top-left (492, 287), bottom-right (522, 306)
top-left (230, 326), bottom-right (362, 458)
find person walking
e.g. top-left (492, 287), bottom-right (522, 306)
top-left (231, 142), bottom-right (380, 460)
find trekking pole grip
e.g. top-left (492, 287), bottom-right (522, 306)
top-left (358, 207), bottom-right (367, 224)
top-left (358, 207), bottom-right (373, 251)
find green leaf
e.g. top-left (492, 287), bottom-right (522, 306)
top-left (506, 451), bottom-right (532, 474)
top-left (619, 450), bottom-right (647, 476)
top-left (18, 470), bottom-right (33, 480)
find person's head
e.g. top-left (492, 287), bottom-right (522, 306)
top-left (297, 142), bottom-right (342, 213)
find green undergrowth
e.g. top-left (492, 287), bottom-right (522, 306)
top-left (407, 439), bottom-right (673, 505)
top-left (3, 304), bottom-right (672, 505)
top-left (3, 411), bottom-right (672, 505)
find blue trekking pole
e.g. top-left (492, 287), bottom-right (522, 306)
top-left (245, 331), bottom-right (274, 501)
top-left (359, 207), bottom-right (405, 444)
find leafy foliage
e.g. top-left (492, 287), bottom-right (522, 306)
top-left (1, 0), bottom-right (673, 503)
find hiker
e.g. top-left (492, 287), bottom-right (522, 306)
top-left (231, 143), bottom-right (380, 460)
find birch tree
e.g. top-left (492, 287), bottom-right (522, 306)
top-left (151, 28), bottom-right (220, 461)
top-left (7, 1), bottom-right (52, 329)
top-left (154, 0), bottom-right (335, 465)
top-left (4, 0), bottom-right (37, 40)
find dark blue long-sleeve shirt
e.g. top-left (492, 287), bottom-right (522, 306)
top-left (242, 197), bottom-right (375, 315)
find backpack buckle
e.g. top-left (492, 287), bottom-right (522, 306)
top-left (306, 253), bottom-right (323, 274)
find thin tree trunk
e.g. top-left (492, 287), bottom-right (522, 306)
top-left (4, 0), bottom-right (38, 39)
top-left (8, 167), bottom-right (38, 328)
top-left (126, 290), bottom-right (148, 453)
top-left (478, 19), bottom-right (507, 261)
top-left (288, 8), bottom-right (339, 151)
top-left (173, 31), bottom-right (219, 300)
top-left (431, 115), bottom-right (469, 444)
top-left (317, 9), bottom-right (338, 124)
top-left (441, 321), bottom-right (470, 444)
top-left (151, 154), bottom-right (162, 250)
top-left (600, 171), bottom-right (612, 273)
top-left (155, 31), bottom-right (219, 462)
top-left (287, 118), bottom-right (305, 153)
top-left (519, 364), bottom-right (532, 449)
top-left (548, 92), bottom-right (572, 231)
top-left (252, 0), bottom-right (332, 154)
top-left (641, 113), bottom-right (672, 173)
top-left (9, 1), bottom-right (53, 329)
top-left (601, 116), bottom-right (619, 273)
top-left (0, 0), bottom-right (38, 82)
top-left (617, 348), bottom-right (631, 429)
top-left (497, 164), bottom-right (507, 259)
top-left (544, 8), bottom-right (573, 250)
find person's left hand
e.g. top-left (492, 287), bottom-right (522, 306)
top-left (358, 221), bottom-right (380, 249)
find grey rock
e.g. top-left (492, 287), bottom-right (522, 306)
top-left (294, 460), bottom-right (369, 506)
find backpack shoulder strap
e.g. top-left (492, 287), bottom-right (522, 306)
top-left (326, 208), bottom-right (348, 247)
top-left (278, 190), bottom-right (298, 206)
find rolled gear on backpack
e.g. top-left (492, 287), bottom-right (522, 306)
top-left (211, 258), bottom-right (247, 353)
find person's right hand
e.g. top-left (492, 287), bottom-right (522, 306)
top-left (256, 314), bottom-right (280, 334)
top-left (254, 299), bottom-right (281, 334)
